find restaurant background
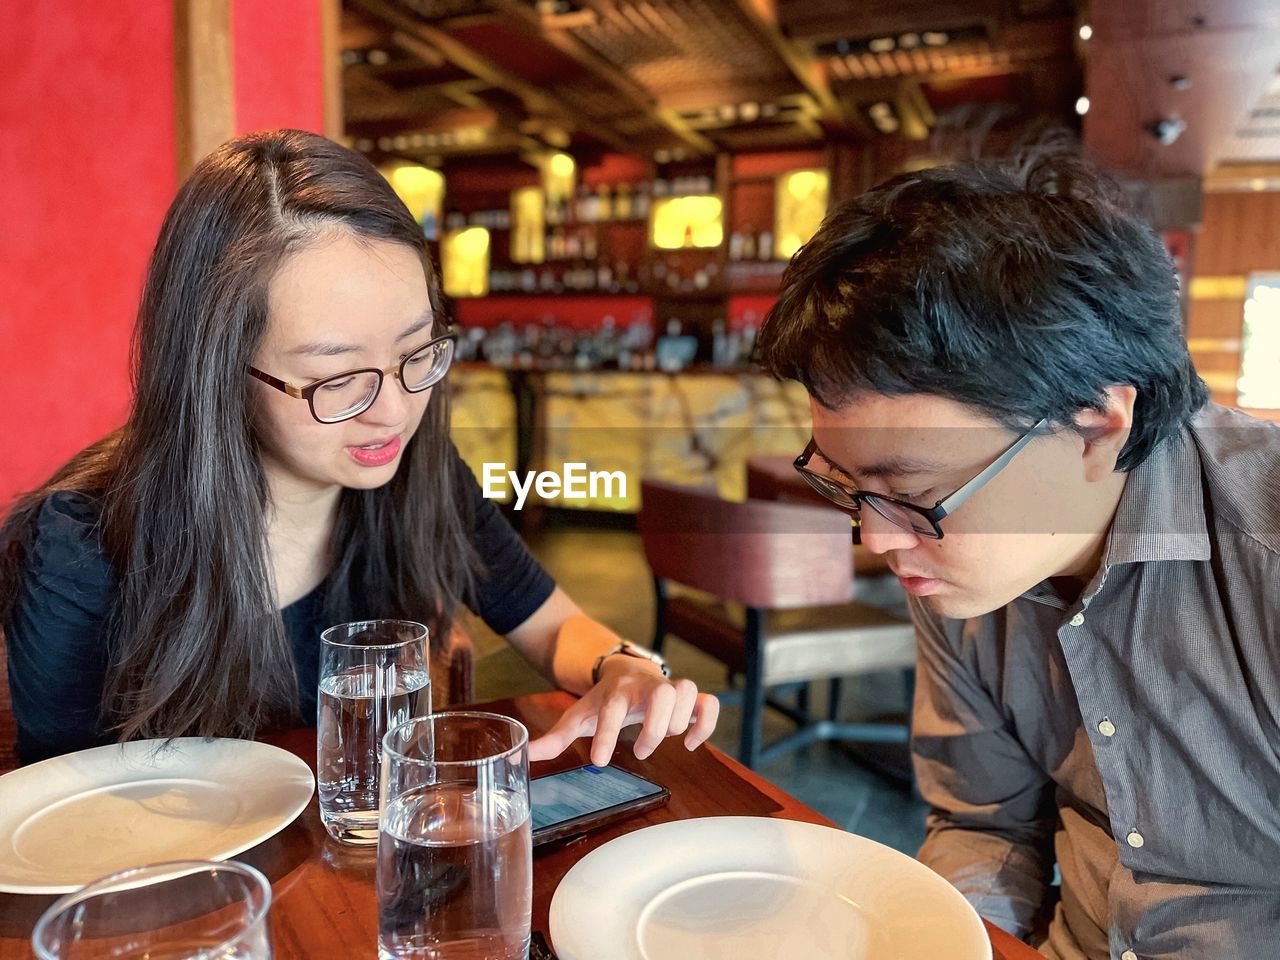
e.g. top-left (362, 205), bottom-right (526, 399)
top-left (3, 0), bottom-right (1280, 864)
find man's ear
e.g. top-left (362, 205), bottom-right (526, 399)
top-left (1073, 385), bottom-right (1137, 482)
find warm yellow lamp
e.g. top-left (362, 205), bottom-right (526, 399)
top-left (775, 169), bottom-right (829, 259)
top-left (442, 226), bottom-right (490, 298)
top-left (380, 162), bottom-right (444, 238)
top-left (651, 195), bottom-right (724, 249)
top-left (511, 185), bottom-right (546, 264)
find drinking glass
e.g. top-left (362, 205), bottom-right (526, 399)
top-left (377, 712), bottom-right (532, 960)
top-left (32, 860), bottom-right (272, 960)
top-left (318, 619), bottom-right (431, 844)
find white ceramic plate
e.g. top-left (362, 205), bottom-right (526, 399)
top-left (0, 738), bottom-right (315, 894)
top-left (550, 816), bottom-right (991, 960)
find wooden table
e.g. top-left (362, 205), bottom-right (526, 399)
top-left (0, 692), bottom-right (1039, 959)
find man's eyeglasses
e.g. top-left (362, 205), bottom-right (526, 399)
top-left (248, 332), bottom-right (457, 424)
top-left (793, 418), bottom-right (1049, 540)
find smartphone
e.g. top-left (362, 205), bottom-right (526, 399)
top-left (530, 764), bottom-right (670, 848)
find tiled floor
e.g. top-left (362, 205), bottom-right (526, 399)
top-left (470, 523), bottom-right (929, 857)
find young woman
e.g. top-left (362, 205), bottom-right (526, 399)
top-left (0, 129), bottom-right (717, 766)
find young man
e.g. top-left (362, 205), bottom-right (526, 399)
top-left (754, 155), bottom-right (1280, 960)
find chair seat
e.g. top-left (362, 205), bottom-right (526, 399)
top-left (665, 593), bottom-right (916, 686)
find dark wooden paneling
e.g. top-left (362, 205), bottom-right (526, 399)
top-left (1193, 192), bottom-right (1280, 275)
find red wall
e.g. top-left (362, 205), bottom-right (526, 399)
top-left (1, 1), bottom-right (327, 512)
top-left (0, 2), bottom-right (177, 510)
top-left (232, 0), bottom-right (326, 135)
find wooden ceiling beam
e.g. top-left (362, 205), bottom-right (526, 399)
top-left (487, 0), bottom-right (714, 155)
top-left (389, 28), bottom-right (448, 69)
top-left (730, 0), bottom-right (861, 135)
top-left (346, 106), bottom-right (499, 137)
top-left (349, 0), bottom-right (635, 154)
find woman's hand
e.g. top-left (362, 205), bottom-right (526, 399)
top-left (527, 657), bottom-right (720, 765)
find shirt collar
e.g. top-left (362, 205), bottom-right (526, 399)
top-left (1102, 427), bottom-right (1212, 566)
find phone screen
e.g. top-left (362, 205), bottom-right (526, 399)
top-left (530, 765), bottom-right (665, 833)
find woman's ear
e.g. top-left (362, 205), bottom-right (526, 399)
top-left (1074, 384), bottom-right (1137, 482)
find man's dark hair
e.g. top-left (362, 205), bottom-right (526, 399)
top-left (755, 153), bottom-right (1208, 471)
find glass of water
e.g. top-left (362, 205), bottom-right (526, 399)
top-left (377, 712), bottom-right (532, 960)
top-left (318, 619), bottom-right (431, 845)
top-left (32, 860), bottom-right (272, 959)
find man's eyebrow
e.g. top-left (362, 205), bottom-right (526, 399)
top-left (287, 311), bottom-right (436, 357)
top-left (816, 444), bottom-right (942, 482)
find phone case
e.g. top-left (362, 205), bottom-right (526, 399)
top-left (531, 767), bottom-right (671, 848)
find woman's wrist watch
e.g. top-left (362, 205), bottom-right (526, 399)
top-left (592, 640), bottom-right (671, 685)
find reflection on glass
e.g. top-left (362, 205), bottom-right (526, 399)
top-left (511, 186), bottom-right (546, 264)
top-left (381, 162), bottom-right (444, 241)
top-left (443, 226), bottom-right (491, 298)
top-left (775, 168), bottom-right (829, 260)
top-left (1239, 274), bottom-right (1280, 408)
top-left (543, 152), bottom-right (576, 207)
top-left (651, 195), bottom-right (724, 249)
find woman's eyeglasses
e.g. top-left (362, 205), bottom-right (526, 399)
top-left (248, 332), bottom-right (457, 424)
top-left (793, 419), bottom-right (1048, 540)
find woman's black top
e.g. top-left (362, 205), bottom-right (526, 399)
top-left (5, 451), bottom-right (555, 764)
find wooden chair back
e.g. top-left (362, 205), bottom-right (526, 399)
top-left (638, 480), bottom-right (854, 610)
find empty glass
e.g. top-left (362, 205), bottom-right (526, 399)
top-left (377, 712), bottom-right (532, 960)
top-left (31, 860), bottom-right (272, 959)
top-left (318, 619), bottom-right (431, 844)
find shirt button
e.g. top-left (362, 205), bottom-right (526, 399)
top-left (1127, 831), bottom-right (1145, 848)
top-left (1069, 612), bottom-right (1085, 626)
top-left (1098, 718), bottom-right (1116, 737)
top-left (1121, 952), bottom-right (1138, 960)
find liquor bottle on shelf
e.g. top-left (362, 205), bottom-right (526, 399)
top-left (741, 225), bottom-right (756, 261)
top-left (729, 230), bottom-right (745, 261)
top-left (617, 259), bottom-right (637, 293)
top-left (614, 183), bottom-right (632, 220)
top-left (757, 229), bottom-right (773, 261)
top-left (595, 184), bottom-right (612, 221)
top-left (633, 181), bottom-right (651, 218)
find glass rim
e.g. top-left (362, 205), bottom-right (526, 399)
top-left (31, 859), bottom-right (272, 959)
top-left (382, 710), bottom-right (530, 768)
top-left (319, 619), bottom-right (429, 650)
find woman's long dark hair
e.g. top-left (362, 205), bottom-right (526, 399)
top-left (0, 130), bottom-right (478, 742)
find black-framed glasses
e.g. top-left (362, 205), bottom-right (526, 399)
top-left (794, 418), bottom-right (1049, 540)
top-left (248, 332), bottom-right (457, 424)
